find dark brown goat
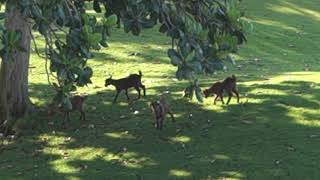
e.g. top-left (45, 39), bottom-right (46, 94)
top-left (48, 95), bottom-right (87, 126)
top-left (203, 75), bottom-right (239, 105)
top-left (105, 71), bottom-right (146, 103)
top-left (150, 96), bottom-right (175, 130)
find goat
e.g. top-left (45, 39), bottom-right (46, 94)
top-left (48, 94), bottom-right (87, 127)
top-left (203, 75), bottom-right (239, 105)
top-left (105, 71), bottom-right (146, 103)
top-left (150, 96), bottom-right (175, 130)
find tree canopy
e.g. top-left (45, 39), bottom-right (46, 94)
top-left (0, 0), bottom-right (246, 111)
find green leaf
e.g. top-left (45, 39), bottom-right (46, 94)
top-left (89, 33), bottom-right (102, 46)
top-left (168, 49), bottom-right (182, 66)
top-left (186, 50), bottom-right (195, 62)
top-left (199, 29), bottom-right (209, 40)
top-left (39, 22), bottom-right (48, 35)
top-left (57, 5), bottom-right (65, 22)
top-left (106, 14), bottom-right (118, 26)
top-left (188, 61), bottom-right (202, 73)
top-left (93, 0), bottom-right (102, 13)
top-left (176, 67), bottom-right (184, 81)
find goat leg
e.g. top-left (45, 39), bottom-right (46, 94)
top-left (80, 111), bottom-right (86, 121)
top-left (125, 89), bottom-right (130, 100)
top-left (140, 84), bottom-right (146, 97)
top-left (113, 90), bottom-right (121, 104)
top-left (156, 118), bottom-right (160, 129)
top-left (134, 87), bottom-right (141, 100)
top-left (220, 94), bottom-right (225, 104)
top-left (160, 118), bottom-right (164, 130)
top-left (214, 95), bottom-right (220, 105)
top-left (168, 111), bottom-right (175, 122)
top-left (116, 14), bottom-right (121, 28)
top-left (63, 112), bottom-right (70, 128)
top-left (226, 92), bottom-right (233, 105)
top-left (232, 88), bottom-right (240, 103)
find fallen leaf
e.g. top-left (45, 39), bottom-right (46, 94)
top-left (176, 128), bottom-right (182, 134)
top-left (88, 124), bottom-right (95, 129)
top-left (79, 164), bottom-right (88, 171)
top-left (163, 91), bottom-right (171, 94)
top-left (275, 160), bottom-right (282, 165)
top-left (292, 90), bottom-right (302, 94)
top-left (288, 44), bottom-right (295, 48)
top-left (187, 155), bottom-right (195, 159)
top-left (287, 146), bottom-right (295, 151)
top-left (242, 120), bottom-right (254, 125)
top-left (309, 134), bottom-right (318, 138)
top-left (91, 106), bottom-right (97, 111)
top-left (128, 52), bottom-right (141, 56)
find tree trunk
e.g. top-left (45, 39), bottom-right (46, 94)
top-left (0, 6), bottom-right (32, 130)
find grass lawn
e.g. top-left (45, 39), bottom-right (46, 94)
top-left (1, 0), bottom-right (320, 179)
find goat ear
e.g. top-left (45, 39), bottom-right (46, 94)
top-left (107, 73), bottom-right (112, 79)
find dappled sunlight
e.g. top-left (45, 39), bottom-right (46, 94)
top-left (287, 107), bottom-right (320, 127)
top-left (243, 71), bottom-right (320, 85)
top-left (50, 160), bottom-right (80, 174)
top-left (247, 87), bottom-right (288, 96)
top-left (40, 135), bottom-right (157, 172)
top-left (169, 136), bottom-right (191, 143)
top-left (220, 171), bottom-right (246, 179)
top-left (169, 169), bottom-right (192, 177)
top-left (103, 151), bottom-right (158, 169)
top-left (213, 154), bottom-right (231, 161)
top-left (105, 131), bottom-right (136, 140)
top-left (38, 134), bottom-right (74, 146)
top-left (268, 1), bottom-right (320, 21)
top-left (268, 5), bottom-right (304, 16)
top-left (252, 18), bottom-right (299, 31)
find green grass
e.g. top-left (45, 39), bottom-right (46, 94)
top-left (1, 0), bottom-right (320, 179)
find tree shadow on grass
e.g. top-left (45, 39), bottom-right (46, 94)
top-left (1, 79), bottom-right (320, 179)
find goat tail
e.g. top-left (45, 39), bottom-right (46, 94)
top-left (138, 70), bottom-right (142, 77)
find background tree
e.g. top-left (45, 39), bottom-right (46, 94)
top-left (0, 0), bottom-right (246, 134)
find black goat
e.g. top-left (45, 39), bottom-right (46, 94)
top-left (105, 71), bottom-right (146, 103)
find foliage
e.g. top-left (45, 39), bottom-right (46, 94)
top-left (0, 0), bottom-right (246, 105)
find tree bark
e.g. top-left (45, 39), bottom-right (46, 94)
top-left (0, 6), bottom-right (32, 129)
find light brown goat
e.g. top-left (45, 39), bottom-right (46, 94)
top-left (203, 75), bottom-right (239, 105)
top-left (150, 96), bottom-right (175, 130)
top-left (48, 95), bottom-right (87, 126)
